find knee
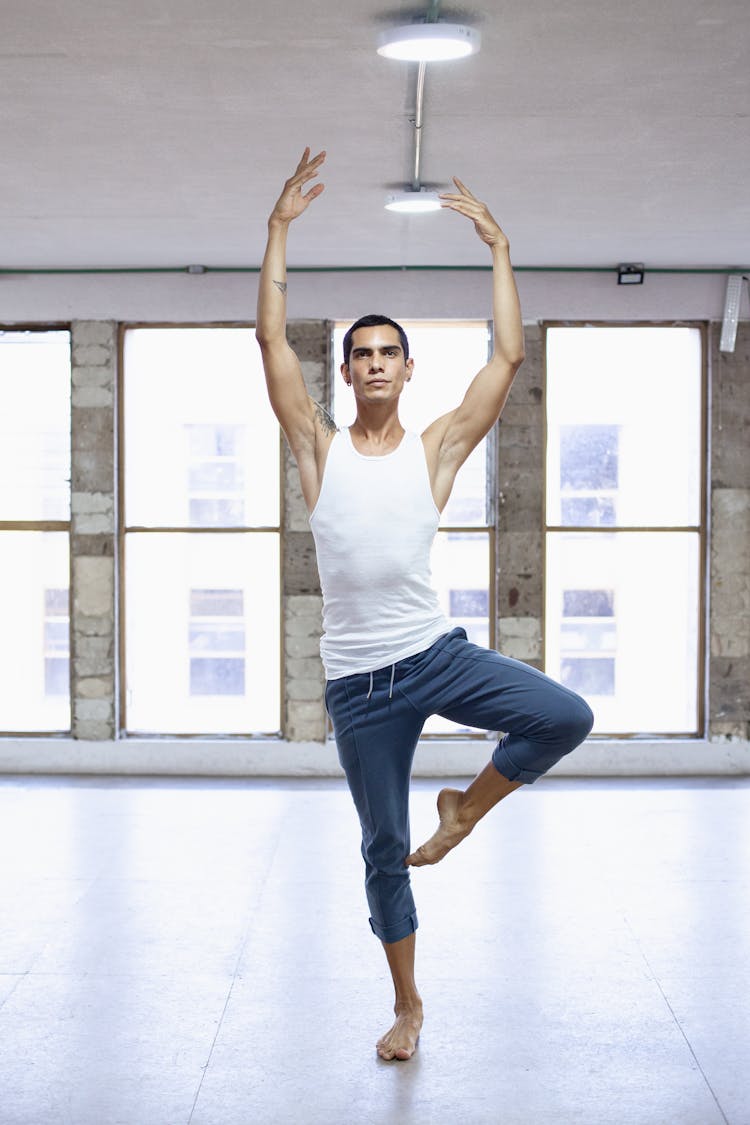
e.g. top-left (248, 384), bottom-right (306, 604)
top-left (558, 694), bottom-right (594, 747)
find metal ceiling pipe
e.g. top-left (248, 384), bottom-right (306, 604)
top-left (410, 0), bottom-right (440, 191)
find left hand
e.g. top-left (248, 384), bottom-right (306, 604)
top-left (440, 177), bottom-right (509, 251)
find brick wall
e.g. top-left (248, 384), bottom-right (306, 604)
top-left (709, 323), bottom-right (750, 739)
top-left (281, 323), bottom-right (328, 741)
top-left (70, 320), bottom-right (117, 740)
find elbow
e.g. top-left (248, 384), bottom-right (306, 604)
top-left (255, 326), bottom-right (277, 351)
top-left (493, 347), bottom-right (525, 373)
top-left (509, 335), bottom-right (526, 369)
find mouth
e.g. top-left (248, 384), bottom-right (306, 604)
top-left (367, 379), bottom-right (388, 386)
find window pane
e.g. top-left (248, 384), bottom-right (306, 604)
top-left (423, 531), bottom-right (490, 734)
top-left (546, 532), bottom-right (700, 734)
top-left (0, 331), bottom-right (71, 521)
top-left (124, 328), bottom-right (279, 527)
top-left (125, 533), bottom-right (280, 733)
top-left (546, 327), bottom-right (702, 527)
top-left (0, 532), bottom-right (70, 730)
top-left (333, 321), bottom-right (490, 525)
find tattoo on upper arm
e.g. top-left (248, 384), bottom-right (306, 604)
top-left (273, 280), bottom-right (287, 295)
top-left (313, 400), bottom-right (338, 436)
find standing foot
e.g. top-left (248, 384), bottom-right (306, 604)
top-left (376, 1003), bottom-right (423, 1061)
top-left (405, 788), bottom-right (472, 867)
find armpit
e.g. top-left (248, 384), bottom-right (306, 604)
top-left (311, 398), bottom-right (338, 436)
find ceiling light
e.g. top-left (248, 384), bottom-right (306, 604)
top-left (377, 23), bottom-right (481, 63)
top-left (617, 262), bottom-right (645, 285)
top-left (385, 190), bottom-right (442, 214)
top-left (719, 274), bottom-right (747, 353)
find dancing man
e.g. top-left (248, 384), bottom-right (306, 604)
top-left (256, 148), bottom-right (594, 1061)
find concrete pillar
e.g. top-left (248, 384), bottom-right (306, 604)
top-left (495, 324), bottom-right (544, 667)
top-left (709, 322), bottom-right (750, 739)
top-left (282, 321), bottom-right (329, 741)
top-left (70, 321), bottom-right (117, 739)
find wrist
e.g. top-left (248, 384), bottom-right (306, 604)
top-left (490, 238), bottom-right (510, 256)
top-left (268, 215), bottom-right (291, 234)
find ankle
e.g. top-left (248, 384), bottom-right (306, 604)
top-left (455, 791), bottom-right (478, 833)
top-left (394, 994), bottom-right (422, 1017)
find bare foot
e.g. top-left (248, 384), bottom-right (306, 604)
top-left (405, 788), bottom-right (472, 867)
top-left (376, 1004), bottom-right (423, 1061)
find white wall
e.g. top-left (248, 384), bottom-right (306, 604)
top-left (0, 269), bottom-right (741, 325)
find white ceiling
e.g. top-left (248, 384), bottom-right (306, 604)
top-left (2, 0), bottom-right (749, 271)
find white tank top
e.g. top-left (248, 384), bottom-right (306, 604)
top-left (309, 427), bottom-right (450, 680)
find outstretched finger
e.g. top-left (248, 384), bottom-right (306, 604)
top-left (295, 146), bottom-right (325, 174)
top-left (440, 197), bottom-right (484, 218)
top-left (302, 182), bottom-right (325, 203)
top-left (452, 176), bottom-right (477, 198)
top-left (439, 192), bottom-right (481, 206)
top-left (295, 146), bottom-right (311, 171)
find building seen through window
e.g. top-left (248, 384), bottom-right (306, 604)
top-left (559, 424), bottom-right (619, 526)
top-left (186, 424), bottom-right (247, 527)
top-left (188, 588), bottom-right (246, 696)
top-left (44, 587), bottom-right (70, 696)
top-left (560, 587), bottom-right (616, 697)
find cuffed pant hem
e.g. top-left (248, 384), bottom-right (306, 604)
top-left (492, 745), bottom-right (540, 785)
top-left (369, 911), bottom-right (419, 944)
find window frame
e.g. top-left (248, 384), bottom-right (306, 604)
top-left (0, 322), bottom-right (72, 735)
top-left (542, 320), bottom-right (708, 738)
top-left (118, 322), bottom-right (284, 738)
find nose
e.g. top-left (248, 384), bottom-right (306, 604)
top-left (369, 355), bottom-right (384, 373)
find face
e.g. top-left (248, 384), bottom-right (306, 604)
top-left (341, 325), bottom-right (413, 402)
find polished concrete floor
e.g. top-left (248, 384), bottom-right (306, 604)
top-left (0, 774), bottom-right (748, 1125)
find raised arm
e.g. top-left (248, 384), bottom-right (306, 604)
top-left (423, 179), bottom-right (525, 483)
top-left (256, 149), bottom-right (335, 468)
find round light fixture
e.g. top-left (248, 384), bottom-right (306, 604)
top-left (385, 190), bottom-right (442, 214)
top-left (377, 23), bottom-right (481, 63)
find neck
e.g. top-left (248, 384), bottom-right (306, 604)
top-left (350, 404), bottom-right (404, 447)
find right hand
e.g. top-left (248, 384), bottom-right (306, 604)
top-left (269, 147), bottom-right (326, 226)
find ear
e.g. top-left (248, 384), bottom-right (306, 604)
top-left (405, 357), bottom-right (414, 382)
top-left (340, 362), bottom-right (351, 386)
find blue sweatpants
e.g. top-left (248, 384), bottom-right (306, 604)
top-left (324, 627), bottom-right (594, 944)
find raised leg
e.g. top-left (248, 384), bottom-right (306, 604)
top-left (406, 761), bottom-right (522, 867)
top-left (404, 635), bottom-right (594, 867)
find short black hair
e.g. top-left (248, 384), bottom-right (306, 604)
top-left (342, 314), bottom-right (410, 366)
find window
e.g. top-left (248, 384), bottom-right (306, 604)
top-left (122, 327), bottom-right (281, 734)
top-left (545, 326), bottom-right (704, 735)
top-left (0, 329), bottom-right (71, 732)
top-left (333, 320), bottom-right (493, 735)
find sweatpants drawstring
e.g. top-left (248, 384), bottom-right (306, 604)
top-left (366, 665), bottom-right (396, 700)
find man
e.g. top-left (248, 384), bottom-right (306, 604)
top-left (256, 148), bottom-right (594, 1061)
